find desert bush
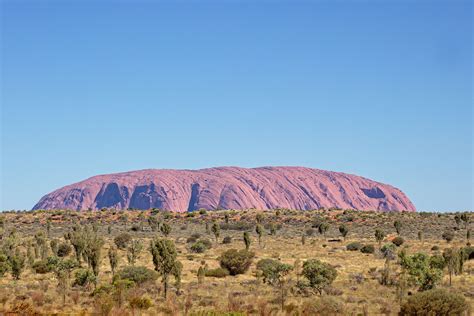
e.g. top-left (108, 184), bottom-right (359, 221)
top-left (301, 296), bottom-right (345, 315)
top-left (442, 231), bottom-right (454, 243)
top-left (9, 253), bottom-right (25, 280)
top-left (73, 268), bottom-right (96, 287)
top-left (114, 233), bottom-right (132, 250)
top-left (129, 295), bottom-right (153, 310)
top-left (392, 236), bottom-right (404, 247)
top-left (301, 259), bottom-right (337, 295)
top-left (220, 222), bottom-right (253, 231)
top-left (346, 242), bottom-right (362, 251)
top-left (115, 266), bottom-right (158, 285)
top-left (399, 289), bottom-right (468, 316)
top-left (127, 239), bottom-right (143, 266)
top-left (338, 225), bottom-right (349, 239)
top-left (57, 243), bottom-right (72, 257)
top-left (222, 236), bottom-right (232, 244)
top-left (431, 245), bottom-right (440, 251)
top-left (190, 240), bottom-right (212, 253)
top-left (160, 222), bottom-right (172, 236)
top-left (186, 233), bottom-right (201, 244)
top-left (429, 254), bottom-right (446, 270)
top-left (398, 251), bottom-right (443, 291)
top-left (219, 249), bottom-right (254, 275)
top-left (360, 244), bottom-right (375, 254)
top-left (381, 243), bottom-right (397, 258)
top-left (204, 267), bottom-right (230, 278)
top-left (32, 260), bottom-right (52, 274)
top-left (0, 254), bottom-right (9, 277)
top-left (462, 246), bottom-right (474, 260)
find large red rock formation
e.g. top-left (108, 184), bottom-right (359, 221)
top-left (32, 166), bottom-right (416, 212)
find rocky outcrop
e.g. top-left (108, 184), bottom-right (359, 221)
top-left (32, 166), bottom-right (416, 212)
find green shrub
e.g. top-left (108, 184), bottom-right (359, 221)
top-left (381, 243), bottom-right (397, 258)
top-left (114, 266), bottom-right (158, 285)
top-left (429, 254), bottom-right (446, 270)
top-left (219, 249), bottom-right (254, 275)
top-left (301, 259), bottom-right (337, 295)
top-left (360, 244), bottom-right (375, 254)
top-left (462, 246), bottom-right (474, 260)
top-left (220, 222), bottom-right (254, 231)
top-left (73, 269), bottom-right (97, 287)
top-left (0, 254), bottom-right (9, 277)
top-left (57, 243), bottom-right (72, 257)
top-left (399, 289), bottom-right (468, 316)
top-left (204, 267), bottom-right (230, 278)
top-left (256, 258), bottom-right (293, 285)
top-left (392, 237), bottom-right (404, 247)
top-left (346, 242), bottom-right (362, 251)
top-left (190, 241), bottom-right (209, 253)
top-left (114, 233), bottom-right (132, 250)
top-left (186, 233), bottom-right (201, 244)
top-left (32, 260), bottom-right (51, 274)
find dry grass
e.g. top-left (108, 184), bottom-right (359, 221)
top-left (0, 208), bottom-right (472, 315)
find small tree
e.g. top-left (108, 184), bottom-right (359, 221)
top-left (53, 259), bottom-right (77, 305)
top-left (127, 239), bottom-right (143, 266)
top-left (211, 222), bottom-right (220, 243)
top-left (149, 238), bottom-right (182, 298)
top-left (393, 220), bottom-right (402, 236)
top-left (83, 228), bottom-right (104, 277)
top-left (160, 223), bottom-right (172, 237)
top-left (301, 235), bottom-right (306, 246)
top-left (69, 226), bottom-right (86, 263)
top-left (418, 231), bottom-right (424, 244)
top-left (256, 259), bottom-right (293, 310)
top-left (256, 225), bottom-right (264, 246)
top-left (460, 213), bottom-right (469, 229)
top-left (398, 251), bottom-right (443, 291)
top-left (454, 215), bottom-right (461, 228)
top-left (375, 229), bottom-right (385, 247)
top-left (338, 224), bottom-right (348, 240)
top-left (442, 248), bottom-right (459, 286)
top-left (269, 223), bottom-right (277, 236)
top-left (46, 220), bottom-right (52, 238)
top-left (108, 247), bottom-right (119, 276)
top-left (243, 232), bottom-right (251, 250)
top-left (318, 223), bottom-right (329, 237)
top-left (9, 252), bottom-right (25, 280)
top-left (197, 265), bottom-right (206, 285)
top-left (301, 259), bottom-right (337, 295)
top-left (50, 239), bottom-right (59, 256)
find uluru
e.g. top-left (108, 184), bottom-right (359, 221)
top-left (32, 166), bottom-right (416, 212)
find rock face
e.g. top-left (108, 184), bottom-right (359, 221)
top-left (32, 166), bottom-right (416, 212)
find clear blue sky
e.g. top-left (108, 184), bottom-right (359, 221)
top-left (1, 0), bottom-right (472, 212)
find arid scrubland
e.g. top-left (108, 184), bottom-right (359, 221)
top-left (0, 208), bottom-right (472, 315)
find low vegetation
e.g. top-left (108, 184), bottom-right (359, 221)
top-left (0, 208), bottom-right (472, 315)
